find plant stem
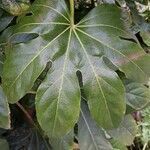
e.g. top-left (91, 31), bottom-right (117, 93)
top-left (143, 143), bottom-right (147, 150)
top-left (70, 0), bottom-right (74, 26)
top-left (16, 102), bottom-right (35, 127)
top-left (16, 102), bottom-right (50, 149)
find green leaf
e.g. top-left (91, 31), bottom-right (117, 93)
top-left (3, 0), bottom-right (71, 102)
top-left (0, 139), bottom-right (9, 150)
top-left (78, 101), bottom-right (113, 150)
top-left (0, 52), bottom-right (4, 76)
top-left (108, 115), bottom-right (138, 146)
top-left (49, 131), bottom-right (74, 150)
top-left (110, 139), bottom-right (127, 150)
top-left (0, 86), bottom-right (10, 129)
top-left (125, 80), bottom-right (150, 110)
top-left (0, 0), bottom-right (30, 16)
top-left (76, 6), bottom-right (150, 84)
top-left (35, 30), bottom-right (81, 137)
top-left (0, 12), bottom-right (14, 32)
top-left (140, 31), bottom-right (150, 46)
top-left (2, 1), bottom-right (150, 136)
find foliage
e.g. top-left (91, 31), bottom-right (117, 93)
top-left (140, 105), bottom-right (150, 145)
top-left (0, 0), bottom-right (30, 16)
top-left (0, 86), bottom-right (10, 129)
top-left (0, 138), bottom-right (9, 150)
top-left (0, 0), bottom-right (149, 149)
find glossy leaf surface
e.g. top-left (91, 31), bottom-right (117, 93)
top-left (2, 0), bottom-right (150, 136)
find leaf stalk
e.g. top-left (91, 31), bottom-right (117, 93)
top-left (70, 0), bottom-right (74, 27)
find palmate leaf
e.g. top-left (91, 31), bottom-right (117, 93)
top-left (2, 0), bottom-right (150, 137)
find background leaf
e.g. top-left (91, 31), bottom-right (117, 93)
top-left (0, 86), bottom-right (10, 129)
top-left (0, 138), bottom-right (9, 150)
top-left (110, 139), bottom-right (127, 150)
top-left (78, 100), bottom-right (113, 150)
top-left (28, 129), bottom-right (50, 150)
top-left (49, 131), bottom-right (74, 150)
top-left (108, 115), bottom-right (138, 146)
top-left (0, 52), bottom-right (4, 77)
top-left (0, 12), bottom-right (14, 32)
top-left (125, 80), bottom-right (150, 110)
top-left (140, 31), bottom-right (150, 46)
top-left (140, 105), bottom-right (150, 143)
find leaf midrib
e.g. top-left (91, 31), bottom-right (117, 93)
top-left (81, 109), bottom-right (99, 150)
top-left (74, 29), bottom-right (114, 127)
top-left (15, 22), bottom-right (70, 32)
top-left (52, 28), bottom-right (72, 136)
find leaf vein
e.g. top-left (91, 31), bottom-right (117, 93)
top-left (52, 28), bottom-right (72, 135)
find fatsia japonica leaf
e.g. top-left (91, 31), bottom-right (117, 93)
top-left (2, 0), bottom-right (150, 137)
top-left (78, 101), bottom-right (113, 150)
top-left (0, 86), bottom-right (10, 129)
